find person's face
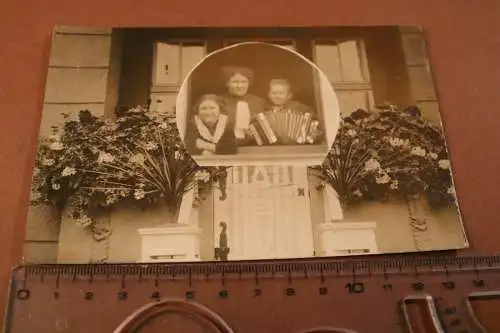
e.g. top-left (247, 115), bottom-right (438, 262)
top-left (268, 83), bottom-right (291, 106)
top-left (227, 73), bottom-right (250, 97)
top-left (198, 99), bottom-right (220, 126)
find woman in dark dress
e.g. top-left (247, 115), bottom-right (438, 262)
top-left (184, 94), bottom-right (237, 156)
top-left (218, 66), bottom-right (266, 146)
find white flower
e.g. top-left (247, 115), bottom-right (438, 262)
top-left (130, 153), bottom-right (145, 164)
top-left (134, 189), bottom-right (146, 200)
top-left (105, 196), bottom-right (118, 205)
top-left (30, 191), bottom-right (42, 201)
top-left (52, 183), bottom-right (61, 190)
top-left (145, 142), bottom-right (158, 151)
top-left (159, 122), bottom-right (168, 129)
top-left (76, 215), bottom-right (92, 228)
top-left (439, 159), bottom-right (450, 169)
top-left (364, 158), bottom-right (380, 172)
top-left (130, 106), bottom-right (143, 113)
top-left (61, 167), bottom-right (76, 177)
top-left (42, 158), bottom-right (55, 166)
top-left (389, 137), bottom-right (405, 147)
top-left (428, 152), bottom-right (438, 160)
top-left (49, 134), bottom-right (61, 142)
top-left (98, 151), bottom-right (115, 164)
top-left (174, 150), bottom-right (183, 160)
top-left (353, 189), bottom-right (363, 197)
top-left (50, 142), bottom-right (64, 151)
top-left (347, 129), bottom-right (357, 137)
top-left (375, 173), bottom-right (391, 184)
top-left (195, 170), bottom-right (211, 182)
top-left (411, 146), bottom-right (426, 157)
top-left (389, 180), bottom-right (399, 190)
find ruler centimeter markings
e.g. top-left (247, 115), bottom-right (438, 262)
top-left (5, 255), bottom-right (500, 333)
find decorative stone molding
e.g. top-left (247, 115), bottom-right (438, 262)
top-left (137, 224), bottom-right (203, 262)
top-left (316, 222), bottom-right (379, 257)
top-left (406, 193), bottom-right (432, 250)
top-left (89, 212), bottom-right (112, 263)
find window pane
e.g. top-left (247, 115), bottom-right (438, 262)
top-left (336, 91), bottom-right (371, 116)
top-left (314, 43), bottom-right (342, 82)
top-left (149, 92), bottom-right (178, 116)
top-left (338, 40), bottom-right (364, 82)
top-left (153, 42), bottom-right (181, 85)
top-left (180, 43), bottom-right (206, 82)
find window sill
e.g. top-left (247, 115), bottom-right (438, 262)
top-left (192, 144), bottom-right (330, 166)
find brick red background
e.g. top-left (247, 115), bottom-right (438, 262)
top-left (0, 0), bottom-right (499, 326)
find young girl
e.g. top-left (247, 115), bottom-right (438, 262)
top-left (184, 94), bottom-right (238, 156)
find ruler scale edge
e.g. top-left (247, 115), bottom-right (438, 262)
top-left (6, 254), bottom-right (500, 333)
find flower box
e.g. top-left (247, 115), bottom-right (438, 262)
top-left (137, 224), bottom-right (203, 262)
top-left (316, 221), bottom-right (379, 256)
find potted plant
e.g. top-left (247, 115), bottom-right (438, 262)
top-left (309, 105), bottom-right (457, 250)
top-left (31, 107), bottom-right (227, 242)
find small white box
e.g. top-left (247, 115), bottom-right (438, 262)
top-left (317, 222), bottom-right (379, 256)
top-left (137, 224), bottom-right (203, 262)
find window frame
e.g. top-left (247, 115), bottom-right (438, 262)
top-left (151, 39), bottom-right (208, 92)
top-left (222, 38), bottom-right (297, 50)
top-left (311, 38), bottom-right (375, 114)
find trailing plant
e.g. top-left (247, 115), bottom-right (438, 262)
top-left (310, 105), bottom-right (457, 208)
top-left (30, 107), bottom-right (227, 235)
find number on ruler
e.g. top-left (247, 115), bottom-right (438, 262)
top-left (319, 287), bottom-right (328, 295)
top-left (151, 291), bottom-right (161, 301)
top-left (345, 282), bottom-right (364, 294)
top-left (185, 290), bottom-right (196, 300)
top-left (443, 306), bottom-right (457, 315)
top-left (16, 289), bottom-right (30, 300)
top-left (382, 284), bottom-right (393, 291)
top-left (253, 288), bottom-right (262, 297)
top-left (442, 281), bottom-right (456, 290)
top-left (118, 291), bottom-right (128, 300)
top-left (285, 287), bottom-right (296, 296)
top-left (84, 291), bottom-right (94, 300)
top-left (473, 279), bottom-right (485, 287)
top-left (219, 290), bottom-right (229, 299)
top-left (412, 282), bottom-right (425, 291)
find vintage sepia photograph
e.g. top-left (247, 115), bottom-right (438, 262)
top-left (24, 26), bottom-right (467, 264)
top-left (175, 42), bottom-right (339, 166)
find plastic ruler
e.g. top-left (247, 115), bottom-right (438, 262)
top-left (4, 255), bottom-right (500, 332)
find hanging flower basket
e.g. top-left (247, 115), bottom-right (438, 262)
top-left (30, 107), bottom-right (228, 238)
top-left (309, 105), bottom-right (457, 209)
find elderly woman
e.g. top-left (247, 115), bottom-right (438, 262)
top-left (219, 66), bottom-right (265, 146)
